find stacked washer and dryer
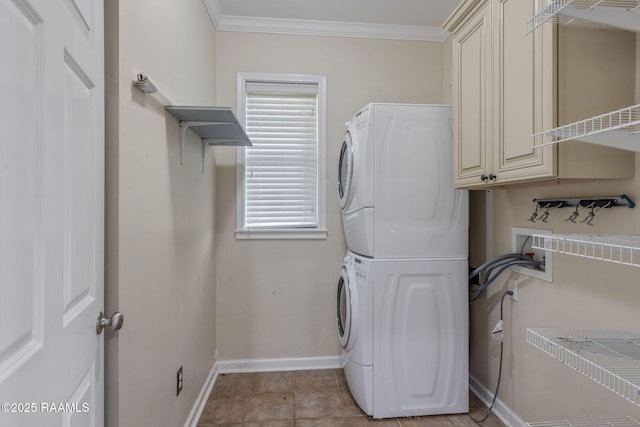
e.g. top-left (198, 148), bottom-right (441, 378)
top-left (336, 103), bottom-right (469, 418)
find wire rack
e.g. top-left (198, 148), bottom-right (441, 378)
top-left (528, 418), bottom-right (640, 427)
top-left (532, 104), bottom-right (640, 151)
top-left (531, 234), bottom-right (640, 267)
top-left (527, 0), bottom-right (640, 33)
top-left (527, 329), bottom-right (640, 407)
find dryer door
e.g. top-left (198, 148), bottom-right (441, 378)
top-left (338, 130), bottom-right (355, 212)
top-left (336, 266), bottom-right (356, 350)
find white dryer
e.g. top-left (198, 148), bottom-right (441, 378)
top-left (338, 103), bottom-right (468, 259)
top-left (337, 251), bottom-right (469, 418)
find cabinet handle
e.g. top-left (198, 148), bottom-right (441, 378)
top-left (481, 174), bottom-right (488, 181)
top-left (489, 173), bottom-right (497, 181)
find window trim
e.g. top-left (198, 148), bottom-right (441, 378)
top-left (235, 72), bottom-right (327, 240)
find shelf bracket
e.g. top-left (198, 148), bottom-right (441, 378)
top-left (201, 140), bottom-right (208, 174)
top-left (199, 139), bottom-right (250, 174)
top-left (178, 121), bottom-right (230, 165)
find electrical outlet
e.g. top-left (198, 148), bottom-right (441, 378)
top-left (177, 366), bottom-right (183, 396)
top-left (508, 279), bottom-right (518, 301)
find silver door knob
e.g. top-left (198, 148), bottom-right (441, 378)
top-left (96, 311), bottom-right (124, 335)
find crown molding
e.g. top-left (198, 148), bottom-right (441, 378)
top-left (203, 0), bottom-right (450, 42)
top-left (442, 0), bottom-right (484, 32)
top-left (203, 0), bottom-right (223, 28)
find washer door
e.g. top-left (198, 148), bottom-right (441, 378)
top-left (338, 130), bottom-right (356, 212)
top-left (337, 265), bottom-right (357, 350)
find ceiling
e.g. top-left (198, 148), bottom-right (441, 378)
top-left (204, 0), bottom-right (462, 41)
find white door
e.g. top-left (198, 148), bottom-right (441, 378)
top-left (0, 0), bottom-right (105, 426)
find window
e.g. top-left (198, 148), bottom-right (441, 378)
top-left (236, 73), bottom-right (327, 239)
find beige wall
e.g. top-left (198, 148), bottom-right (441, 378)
top-left (105, 1), bottom-right (217, 426)
top-left (442, 36), bottom-right (453, 105)
top-left (213, 31), bottom-right (446, 360)
top-left (470, 176), bottom-right (640, 423)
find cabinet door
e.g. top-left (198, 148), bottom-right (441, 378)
top-left (452, 2), bottom-right (492, 188)
top-left (492, 0), bottom-right (556, 182)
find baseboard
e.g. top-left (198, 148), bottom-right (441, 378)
top-left (182, 356), bottom-right (342, 427)
top-left (469, 375), bottom-right (527, 427)
top-left (216, 355), bottom-right (343, 373)
top-left (183, 363), bottom-right (219, 427)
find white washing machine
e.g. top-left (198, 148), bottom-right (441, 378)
top-left (338, 103), bottom-right (468, 259)
top-left (337, 252), bottom-right (374, 414)
top-left (337, 251), bottom-right (469, 418)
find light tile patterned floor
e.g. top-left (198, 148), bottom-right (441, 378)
top-left (196, 369), bottom-right (505, 426)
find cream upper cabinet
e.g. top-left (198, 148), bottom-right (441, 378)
top-left (450, 1), bottom-right (492, 187)
top-left (444, 0), bottom-right (636, 189)
top-left (493, 0), bottom-right (554, 182)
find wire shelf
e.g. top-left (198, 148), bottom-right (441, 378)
top-left (532, 104), bottom-right (640, 152)
top-left (531, 234), bottom-right (640, 267)
top-left (527, 329), bottom-right (640, 407)
top-left (528, 417), bottom-right (640, 426)
top-left (527, 0), bottom-right (640, 33)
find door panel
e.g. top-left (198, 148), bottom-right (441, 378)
top-left (452, 3), bottom-right (491, 187)
top-left (64, 366), bottom-right (94, 427)
top-left (0, 0), bottom-right (104, 425)
top-left (63, 48), bottom-right (99, 326)
top-left (0, 0), bottom-right (46, 382)
top-left (493, 0), bottom-right (555, 181)
top-left (63, 0), bottom-right (94, 33)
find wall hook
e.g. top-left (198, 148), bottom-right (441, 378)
top-left (580, 202), bottom-right (597, 226)
top-left (539, 203), bottom-right (559, 223)
top-left (528, 204), bottom-right (541, 222)
top-left (564, 204), bottom-right (582, 223)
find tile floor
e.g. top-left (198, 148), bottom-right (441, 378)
top-left (196, 369), bottom-right (505, 426)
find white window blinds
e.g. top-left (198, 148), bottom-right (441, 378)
top-left (243, 81), bottom-right (319, 229)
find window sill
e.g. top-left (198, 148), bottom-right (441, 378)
top-left (235, 228), bottom-right (328, 240)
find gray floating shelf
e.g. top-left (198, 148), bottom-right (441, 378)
top-left (165, 106), bottom-right (252, 170)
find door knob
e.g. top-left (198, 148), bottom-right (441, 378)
top-left (96, 311), bottom-right (124, 334)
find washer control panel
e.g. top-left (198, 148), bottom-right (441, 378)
top-left (353, 256), bottom-right (369, 282)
